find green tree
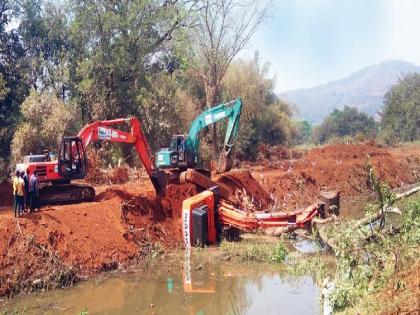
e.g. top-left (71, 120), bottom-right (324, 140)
top-left (380, 73), bottom-right (420, 143)
top-left (313, 106), bottom-right (377, 144)
top-left (189, 0), bottom-right (268, 158)
top-left (68, 0), bottom-right (196, 122)
top-left (11, 90), bottom-right (75, 165)
top-left (17, 0), bottom-right (71, 98)
top-left (0, 0), bottom-right (30, 169)
top-left (222, 56), bottom-right (295, 159)
top-left (293, 120), bottom-right (312, 145)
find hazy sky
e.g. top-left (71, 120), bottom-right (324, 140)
top-left (238, 0), bottom-right (420, 92)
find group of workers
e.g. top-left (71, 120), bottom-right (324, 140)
top-left (11, 149), bottom-right (51, 217)
top-left (12, 169), bottom-right (39, 217)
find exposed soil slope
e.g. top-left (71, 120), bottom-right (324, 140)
top-left (248, 144), bottom-right (420, 216)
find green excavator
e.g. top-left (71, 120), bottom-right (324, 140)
top-left (156, 98), bottom-right (243, 173)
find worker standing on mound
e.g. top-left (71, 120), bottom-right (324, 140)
top-left (12, 170), bottom-right (20, 217)
top-left (14, 171), bottom-right (25, 216)
top-left (29, 171), bottom-right (39, 213)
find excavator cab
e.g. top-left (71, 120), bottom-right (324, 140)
top-left (58, 137), bottom-right (88, 179)
top-left (157, 135), bottom-right (195, 170)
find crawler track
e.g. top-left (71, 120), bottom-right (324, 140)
top-left (39, 184), bottom-right (95, 205)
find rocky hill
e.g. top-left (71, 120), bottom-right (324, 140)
top-left (281, 60), bottom-right (420, 124)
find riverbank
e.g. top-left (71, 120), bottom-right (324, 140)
top-left (0, 143), bottom-right (419, 313)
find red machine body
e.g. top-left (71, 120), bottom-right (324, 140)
top-left (17, 117), bottom-right (166, 203)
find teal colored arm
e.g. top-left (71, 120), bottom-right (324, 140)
top-left (222, 98), bottom-right (242, 155)
top-left (187, 98), bottom-right (243, 155)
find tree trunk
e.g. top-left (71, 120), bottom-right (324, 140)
top-left (205, 85), bottom-right (220, 160)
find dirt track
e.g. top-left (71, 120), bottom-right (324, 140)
top-left (0, 143), bottom-right (419, 296)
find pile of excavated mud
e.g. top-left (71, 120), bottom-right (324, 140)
top-left (247, 144), bottom-right (420, 214)
top-left (0, 182), bottom-right (201, 295)
top-left (108, 166), bottom-right (130, 184)
top-left (215, 170), bottom-right (274, 211)
top-left (0, 181), bottom-right (13, 207)
top-left (256, 144), bottom-right (304, 164)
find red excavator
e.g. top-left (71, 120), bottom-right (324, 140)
top-left (16, 117), bottom-right (167, 204)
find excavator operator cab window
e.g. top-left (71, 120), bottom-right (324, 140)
top-left (58, 137), bottom-right (87, 179)
top-left (169, 136), bottom-right (178, 150)
top-left (175, 135), bottom-right (186, 162)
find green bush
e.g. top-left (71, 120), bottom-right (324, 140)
top-left (312, 106), bottom-right (377, 144)
top-left (381, 73), bottom-right (420, 144)
top-left (270, 242), bottom-right (288, 263)
top-left (10, 90), bottom-right (75, 165)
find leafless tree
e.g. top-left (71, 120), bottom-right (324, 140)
top-left (190, 0), bottom-right (268, 158)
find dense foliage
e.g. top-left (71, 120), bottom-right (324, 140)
top-left (222, 57), bottom-right (295, 159)
top-left (312, 106), bottom-right (377, 144)
top-left (11, 90), bottom-right (75, 165)
top-left (1, 0), bottom-right (417, 177)
top-left (0, 0), bottom-right (277, 172)
top-left (381, 73), bottom-right (420, 144)
top-left (0, 1), bottom-right (30, 175)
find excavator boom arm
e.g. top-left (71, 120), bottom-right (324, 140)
top-left (77, 117), bottom-right (155, 176)
top-left (187, 98), bottom-right (243, 155)
top-left (76, 117), bottom-right (166, 196)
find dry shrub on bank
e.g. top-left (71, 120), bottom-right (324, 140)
top-left (256, 144), bottom-right (304, 165)
top-left (108, 167), bottom-right (129, 184)
top-left (0, 232), bottom-right (79, 296)
top-left (85, 149), bottom-right (107, 184)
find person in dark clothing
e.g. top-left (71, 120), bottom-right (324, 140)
top-left (44, 149), bottom-right (51, 162)
top-left (178, 137), bottom-right (186, 162)
top-left (23, 169), bottom-right (30, 212)
top-left (29, 171), bottom-right (40, 213)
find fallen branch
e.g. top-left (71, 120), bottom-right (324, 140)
top-left (395, 186), bottom-right (420, 200)
top-left (352, 206), bottom-right (401, 230)
top-left (351, 184), bottom-right (419, 230)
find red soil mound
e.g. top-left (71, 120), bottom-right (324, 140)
top-left (121, 183), bottom-right (198, 248)
top-left (249, 144), bottom-right (420, 214)
top-left (108, 167), bottom-right (129, 184)
top-left (0, 181), bottom-right (13, 207)
top-left (215, 170), bottom-right (273, 210)
top-left (95, 187), bottom-right (133, 201)
top-left (0, 181), bottom-right (199, 295)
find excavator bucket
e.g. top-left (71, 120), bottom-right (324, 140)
top-left (216, 153), bottom-right (233, 173)
top-left (151, 170), bottom-right (168, 197)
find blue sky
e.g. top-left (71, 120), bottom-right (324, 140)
top-left (239, 0), bottom-right (420, 91)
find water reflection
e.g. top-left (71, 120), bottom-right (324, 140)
top-left (293, 239), bottom-right (324, 254)
top-left (2, 262), bottom-right (320, 315)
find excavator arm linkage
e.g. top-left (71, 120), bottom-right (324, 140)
top-left (77, 117), bottom-right (167, 196)
top-left (187, 98), bottom-right (243, 173)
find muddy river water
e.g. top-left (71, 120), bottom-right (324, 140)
top-left (0, 240), bottom-right (328, 315)
top-left (2, 257), bottom-right (322, 315)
